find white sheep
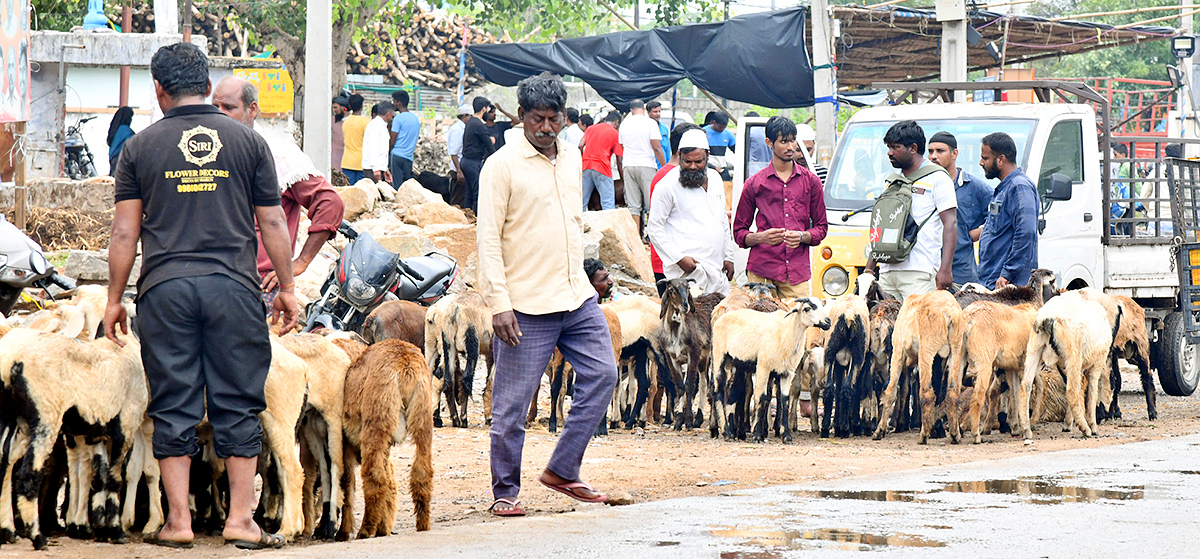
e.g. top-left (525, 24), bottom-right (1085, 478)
top-left (1017, 291), bottom-right (1114, 439)
top-left (425, 291), bottom-right (494, 429)
top-left (710, 297), bottom-right (831, 443)
top-left (0, 327), bottom-right (146, 550)
top-left (873, 290), bottom-right (965, 445)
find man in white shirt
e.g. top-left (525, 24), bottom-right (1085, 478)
top-left (863, 120), bottom-right (958, 300)
top-left (647, 128), bottom-right (735, 296)
top-left (447, 103), bottom-right (471, 186)
top-left (619, 100), bottom-right (666, 233)
top-left (560, 108), bottom-right (586, 146)
top-left (361, 101), bottom-right (395, 183)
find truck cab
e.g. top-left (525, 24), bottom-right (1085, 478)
top-left (731, 81), bottom-right (1200, 396)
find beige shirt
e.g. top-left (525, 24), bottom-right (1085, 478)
top-left (477, 133), bottom-right (593, 315)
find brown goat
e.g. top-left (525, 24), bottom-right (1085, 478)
top-left (527, 307), bottom-right (623, 434)
top-left (361, 300), bottom-right (427, 348)
top-left (874, 290), bottom-right (965, 444)
top-left (338, 339), bottom-right (433, 539)
top-left (954, 302), bottom-right (1038, 443)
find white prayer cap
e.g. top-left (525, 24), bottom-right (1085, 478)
top-left (679, 129), bottom-right (710, 151)
top-left (456, 103), bottom-right (472, 115)
top-left (796, 123), bottom-right (816, 142)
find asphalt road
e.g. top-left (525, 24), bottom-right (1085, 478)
top-left (257, 434), bottom-right (1200, 559)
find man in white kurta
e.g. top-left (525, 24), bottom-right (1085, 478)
top-left (647, 129), bottom-right (736, 296)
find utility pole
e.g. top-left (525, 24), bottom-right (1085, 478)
top-left (811, 0), bottom-right (835, 166)
top-left (305, 0), bottom-right (333, 176)
top-left (634, 0), bottom-right (639, 29)
top-left (1184, 0), bottom-right (1196, 140)
top-left (937, 0), bottom-right (968, 102)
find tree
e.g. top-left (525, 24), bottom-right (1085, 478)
top-left (1027, 0), bottom-right (1178, 83)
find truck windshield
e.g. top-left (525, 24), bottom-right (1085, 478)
top-left (824, 119), bottom-right (1037, 210)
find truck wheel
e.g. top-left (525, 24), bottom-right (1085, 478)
top-left (1157, 311), bottom-right (1199, 397)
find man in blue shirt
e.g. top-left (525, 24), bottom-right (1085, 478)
top-left (928, 131), bottom-right (993, 286)
top-left (647, 101), bottom-right (671, 168)
top-left (389, 89), bottom-right (421, 188)
top-left (977, 132), bottom-right (1039, 289)
top-left (704, 112), bottom-right (736, 180)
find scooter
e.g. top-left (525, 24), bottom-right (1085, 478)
top-left (302, 221), bottom-right (457, 333)
top-left (64, 116), bottom-right (98, 180)
top-left (0, 215), bottom-right (76, 315)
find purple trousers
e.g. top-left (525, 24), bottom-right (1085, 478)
top-left (490, 295), bottom-right (617, 500)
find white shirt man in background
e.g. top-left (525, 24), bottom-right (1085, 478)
top-left (447, 103), bottom-right (471, 185)
top-left (647, 129), bottom-right (735, 296)
top-left (619, 99), bottom-right (666, 233)
top-left (560, 108), bottom-right (586, 146)
top-left (361, 101), bottom-right (395, 183)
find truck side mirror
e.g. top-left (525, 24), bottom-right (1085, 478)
top-left (1044, 172), bottom-right (1072, 201)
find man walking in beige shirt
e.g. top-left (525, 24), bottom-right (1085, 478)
top-left (477, 72), bottom-right (618, 517)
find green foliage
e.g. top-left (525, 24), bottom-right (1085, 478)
top-left (31, 0), bottom-right (87, 31)
top-left (1027, 0), bottom-right (1177, 83)
top-left (468, 0), bottom-right (721, 41)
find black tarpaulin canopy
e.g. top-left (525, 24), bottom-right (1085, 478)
top-left (467, 7), bottom-right (814, 111)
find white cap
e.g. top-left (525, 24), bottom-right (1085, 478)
top-left (679, 129), bottom-right (710, 151)
top-left (796, 123), bottom-right (816, 142)
top-left (456, 103), bottom-right (472, 115)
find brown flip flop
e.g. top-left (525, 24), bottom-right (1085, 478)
top-left (489, 498), bottom-right (527, 517)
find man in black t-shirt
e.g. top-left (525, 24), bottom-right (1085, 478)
top-left (104, 42), bottom-right (298, 550)
top-left (461, 95), bottom-right (495, 213)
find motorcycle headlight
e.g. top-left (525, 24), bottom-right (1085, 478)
top-left (823, 266), bottom-right (850, 297)
top-left (344, 277), bottom-right (377, 302)
top-left (29, 252), bottom-right (48, 275)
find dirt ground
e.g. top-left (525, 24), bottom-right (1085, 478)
top-left (4, 369), bottom-right (1199, 558)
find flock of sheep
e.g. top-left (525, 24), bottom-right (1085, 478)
top-left (0, 286), bottom-right (434, 551)
top-left (0, 267), bottom-right (1160, 551)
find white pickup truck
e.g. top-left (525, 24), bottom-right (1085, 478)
top-left (732, 80), bottom-right (1200, 397)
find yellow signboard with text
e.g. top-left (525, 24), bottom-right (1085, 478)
top-left (233, 66), bottom-right (294, 114)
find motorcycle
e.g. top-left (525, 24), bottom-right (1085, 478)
top-left (0, 215), bottom-right (77, 315)
top-left (64, 116), bottom-right (98, 180)
top-left (302, 221), bottom-right (458, 333)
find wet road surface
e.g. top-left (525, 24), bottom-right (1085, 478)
top-left (262, 434), bottom-right (1200, 558)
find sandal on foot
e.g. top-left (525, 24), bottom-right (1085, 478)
top-left (489, 498), bottom-right (526, 517)
top-left (539, 476), bottom-right (608, 504)
top-left (144, 529), bottom-right (194, 549)
top-left (225, 526), bottom-right (285, 550)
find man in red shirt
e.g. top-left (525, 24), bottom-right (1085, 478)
top-left (648, 122), bottom-right (701, 296)
top-left (579, 111), bottom-right (623, 210)
top-left (733, 116), bottom-right (827, 298)
top-left (213, 77), bottom-right (345, 302)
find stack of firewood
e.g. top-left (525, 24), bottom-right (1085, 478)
top-left (108, 2), bottom-right (251, 57)
top-left (346, 11), bottom-right (499, 90)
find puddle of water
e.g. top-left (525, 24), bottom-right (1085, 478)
top-left (791, 476), bottom-right (1145, 506)
top-left (789, 489), bottom-right (926, 503)
top-left (940, 479), bottom-right (1145, 503)
top-left (710, 526), bottom-right (945, 549)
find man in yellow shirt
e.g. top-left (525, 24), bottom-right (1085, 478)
top-left (339, 94), bottom-right (368, 183)
top-left (477, 73), bottom-right (617, 517)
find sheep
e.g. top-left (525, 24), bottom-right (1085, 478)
top-left (873, 290), bottom-right (965, 445)
top-left (273, 333), bottom-right (351, 540)
top-left (244, 337), bottom-right (309, 541)
top-left (601, 296), bottom-right (661, 430)
top-left (954, 268), bottom-right (1059, 309)
top-left (1017, 292), bottom-right (1115, 439)
top-left (337, 339), bottom-right (433, 539)
top-left (791, 325), bottom-right (826, 435)
top-left (361, 300), bottom-right (426, 348)
top-left (820, 295), bottom-right (871, 438)
top-left (710, 298), bottom-right (832, 443)
top-left (425, 291), bottom-right (494, 429)
top-left (709, 283), bottom-right (778, 324)
top-left (653, 279), bottom-right (715, 431)
top-left (864, 299), bottom-right (906, 432)
top-left (952, 302), bottom-right (1038, 443)
top-left (0, 327), bottom-right (146, 549)
top-left (527, 306), bottom-right (622, 435)
top-left (1074, 290), bottom-right (1156, 421)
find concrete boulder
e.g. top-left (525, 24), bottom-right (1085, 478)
top-left (404, 201), bottom-right (468, 227)
top-left (336, 181), bottom-right (380, 220)
top-left (394, 179), bottom-right (444, 208)
top-left (64, 250), bottom-right (141, 286)
top-left (581, 210), bottom-right (654, 282)
top-left (351, 216), bottom-right (433, 258)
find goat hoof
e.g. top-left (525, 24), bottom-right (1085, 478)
top-left (334, 530), bottom-right (350, 542)
top-left (433, 417), bottom-right (443, 428)
top-left (32, 535), bottom-right (48, 551)
top-left (66, 524), bottom-right (91, 540)
top-left (314, 521), bottom-right (336, 541)
top-left (918, 436), bottom-right (928, 445)
top-left (0, 528), bottom-right (16, 544)
top-left (1149, 410), bottom-right (1158, 421)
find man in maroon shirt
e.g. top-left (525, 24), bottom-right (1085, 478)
top-left (213, 77), bottom-right (345, 301)
top-left (733, 116), bottom-right (827, 298)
